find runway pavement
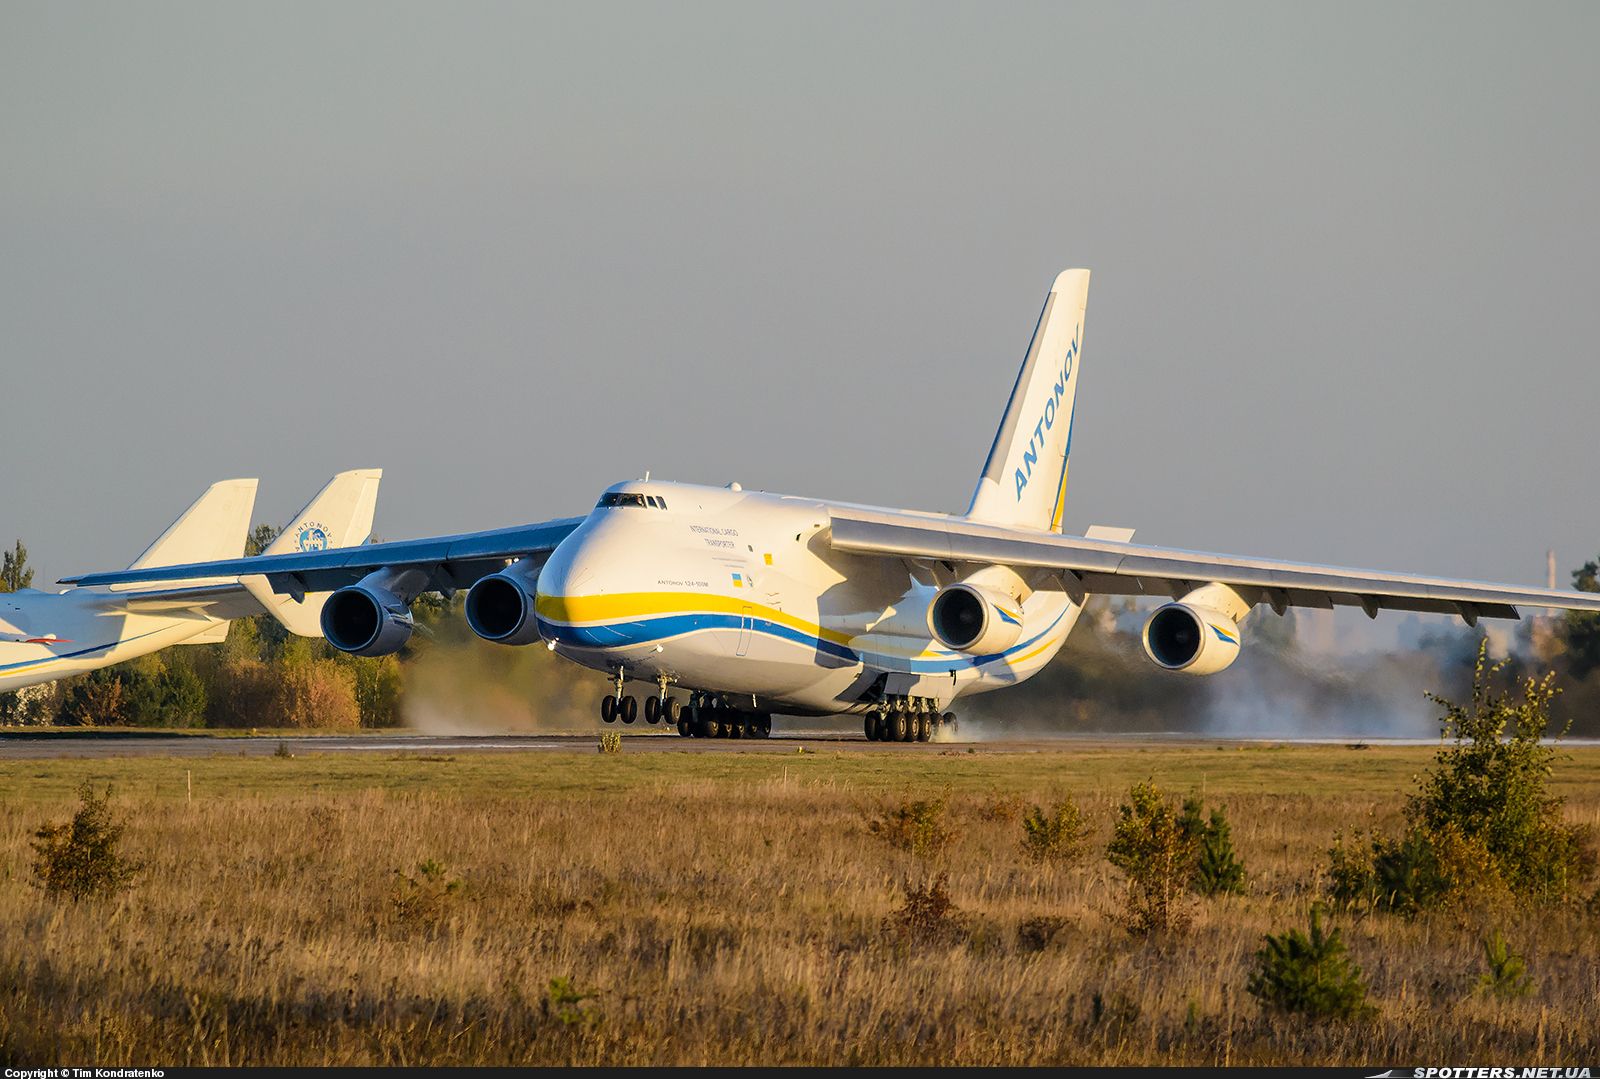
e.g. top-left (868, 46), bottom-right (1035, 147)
top-left (0, 730), bottom-right (992, 759)
top-left (6, 728), bottom-right (1576, 759)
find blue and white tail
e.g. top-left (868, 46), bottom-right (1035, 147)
top-left (966, 269), bottom-right (1089, 533)
top-left (241, 469), bottom-right (382, 636)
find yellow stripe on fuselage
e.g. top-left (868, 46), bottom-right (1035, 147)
top-left (534, 590), bottom-right (1062, 665)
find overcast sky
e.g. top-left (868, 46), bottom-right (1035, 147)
top-left (4, 2), bottom-right (1597, 613)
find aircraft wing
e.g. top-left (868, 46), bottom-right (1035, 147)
top-left (61, 518), bottom-right (585, 597)
top-left (826, 506), bottom-right (1600, 623)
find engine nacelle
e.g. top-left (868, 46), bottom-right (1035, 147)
top-left (320, 584), bottom-right (415, 657)
top-left (928, 582), bottom-right (1025, 654)
top-left (1142, 602), bottom-right (1242, 675)
top-left (464, 564), bottom-right (543, 646)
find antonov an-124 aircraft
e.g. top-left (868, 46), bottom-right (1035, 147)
top-left (2, 470), bottom-right (381, 693)
top-left (64, 272), bottom-right (1600, 741)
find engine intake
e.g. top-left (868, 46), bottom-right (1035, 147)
top-left (1142, 602), bottom-right (1241, 675)
top-left (929, 582), bottom-right (1024, 654)
top-left (321, 584), bottom-right (415, 657)
top-left (465, 566), bottom-right (543, 646)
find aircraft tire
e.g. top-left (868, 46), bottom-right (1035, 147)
top-left (662, 698), bottom-right (677, 725)
top-left (756, 713), bottom-right (771, 737)
top-left (620, 695), bottom-right (637, 723)
top-left (701, 713), bottom-right (720, 739)
top-left (864, 714), bottom-right (877, 741)
top-left (644, 696), bottom-right (659, 723)
top-left (677, 715), bottom-right (692, 737)
top-left (890, 710), bottom-right (909, 742)
top-left (916, 714), bottom-right (931, 742)
top-left (601, 695), bottom-right (616, 723)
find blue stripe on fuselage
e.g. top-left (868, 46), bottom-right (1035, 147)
top-left (538, 604), bottom-right (1070, 674)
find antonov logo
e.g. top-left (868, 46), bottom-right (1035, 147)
top-left (1013, 327), bottom-right (1080, 500)
top-left (295, 521), bottom-right (330, 552)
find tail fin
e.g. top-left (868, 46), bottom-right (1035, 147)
top-left (966, 269), bottom-right (1089, 533)
top-left (262, 468), bottom-right (382, 555)
top-left (241, 469), bottom-right (382, 636)
top-left (125, 478), bottom-right (259, 571)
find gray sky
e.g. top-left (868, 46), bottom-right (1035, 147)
top-left (4, 1), bottom-right (1598, 611)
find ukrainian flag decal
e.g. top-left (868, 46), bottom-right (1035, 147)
top-left (1209, 623), bottom-right (1239, 645)
top-left (731, 572), bottom-right (744, 588)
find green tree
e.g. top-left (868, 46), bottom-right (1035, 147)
top-left (244, 523), bottom-right (281, 557)
top-left (1, 540), bottom-right (33, 592)
top-left (1246, 904), bottom-right (1371, 1020)
top-left (1190, 794), bottom-right (1248, 896)
top-left (1563, 556), bottom-right (1600, 680)
top-left (1107, 781), bottom-right (1200, 934)
top-left (31, 783), bottom-right (143, 901)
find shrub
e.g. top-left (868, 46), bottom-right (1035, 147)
top-left (1246, 904), bottom-right (1371, 1021)
top-left (1185, 799), bottom-right (1246, 896)
top-left (30, 783), bottom-right (143, 901)
top-left (1477, 931), bottom-right (1533, 999)
top-left (598, 731), bottom-right (622, 755)
top-left (883, 872), bottom-right (964, 945)
top-left (1411, 647), bottom-right (1592, 902)
top-left (1017, 914), bottom-right (1071, 952)
top-left (871, 796), bottom-right (954, 859)
top-left (390, 858), bottom-right (466, 932)
top-left (1020, 797), bottom-right (1088, 864)
top-left (1106, 781), bottom-right (1199, 935)
top-left (545, 976), bottom-right (602, 1031)
top-left (1327, 646), bottom-right (1593, 913)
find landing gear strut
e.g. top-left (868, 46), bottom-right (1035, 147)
top-left (600, 666), bottom-right (639, 724)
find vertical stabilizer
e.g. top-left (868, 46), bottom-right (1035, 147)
top-left (966, 269), bottom-right (1089, 533)
top-left (262, 468), bottom-right (382, 555)
top-left (125, 479), bottom-right (259, 570)
top-left (243, 469), bottom-right (382, 636)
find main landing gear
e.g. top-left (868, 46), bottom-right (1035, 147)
top-left (863, 696), bottom-right (955, 743)
top-left (677, 691), bottom-right (772, 739)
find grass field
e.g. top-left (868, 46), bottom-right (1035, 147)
top-left (2, 741), bottom-right (1597, 1065)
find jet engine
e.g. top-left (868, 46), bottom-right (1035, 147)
top-left (321, 584), bottom-right (415, 657)
top-left (464, 562), bottom-right (543, 646)
top-left (1140, 584), bottom-right (1250, 676)
top-left (928, 581), bottom-right (1025, 654)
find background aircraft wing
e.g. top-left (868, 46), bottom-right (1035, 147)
top-left (63, 517), bottom-right (585, 597)
top-left (826, 506), bottom-right (1600, 623)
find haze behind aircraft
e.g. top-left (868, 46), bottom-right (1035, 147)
top-left (66, 271), bottom-right (1600, 741)
top-left (1, 469), bottom-right (381, 693)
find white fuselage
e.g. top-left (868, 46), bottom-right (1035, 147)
top-left (0, 588), bottom-right (229, 693)
top-left (534, 481), bottom-right (1080, 715)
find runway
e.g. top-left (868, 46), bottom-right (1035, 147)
top-left (8, 728), bottom-right (1595, 759)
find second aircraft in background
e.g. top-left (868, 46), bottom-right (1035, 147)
top-left (0, 469), bottom-right (381, 692)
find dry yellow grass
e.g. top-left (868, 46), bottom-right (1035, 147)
top-left (1, 743), bottom-right (1597, 1065)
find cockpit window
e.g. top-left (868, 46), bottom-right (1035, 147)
top-left (596, 492), bottom-right (649, 509)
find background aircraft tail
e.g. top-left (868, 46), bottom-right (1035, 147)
top-left (124, 478), bottom-right (259, 572)
top-left (965, 269), bottom-right (1089, 533)
top-left (241, 469), bottom-right (382, 636)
